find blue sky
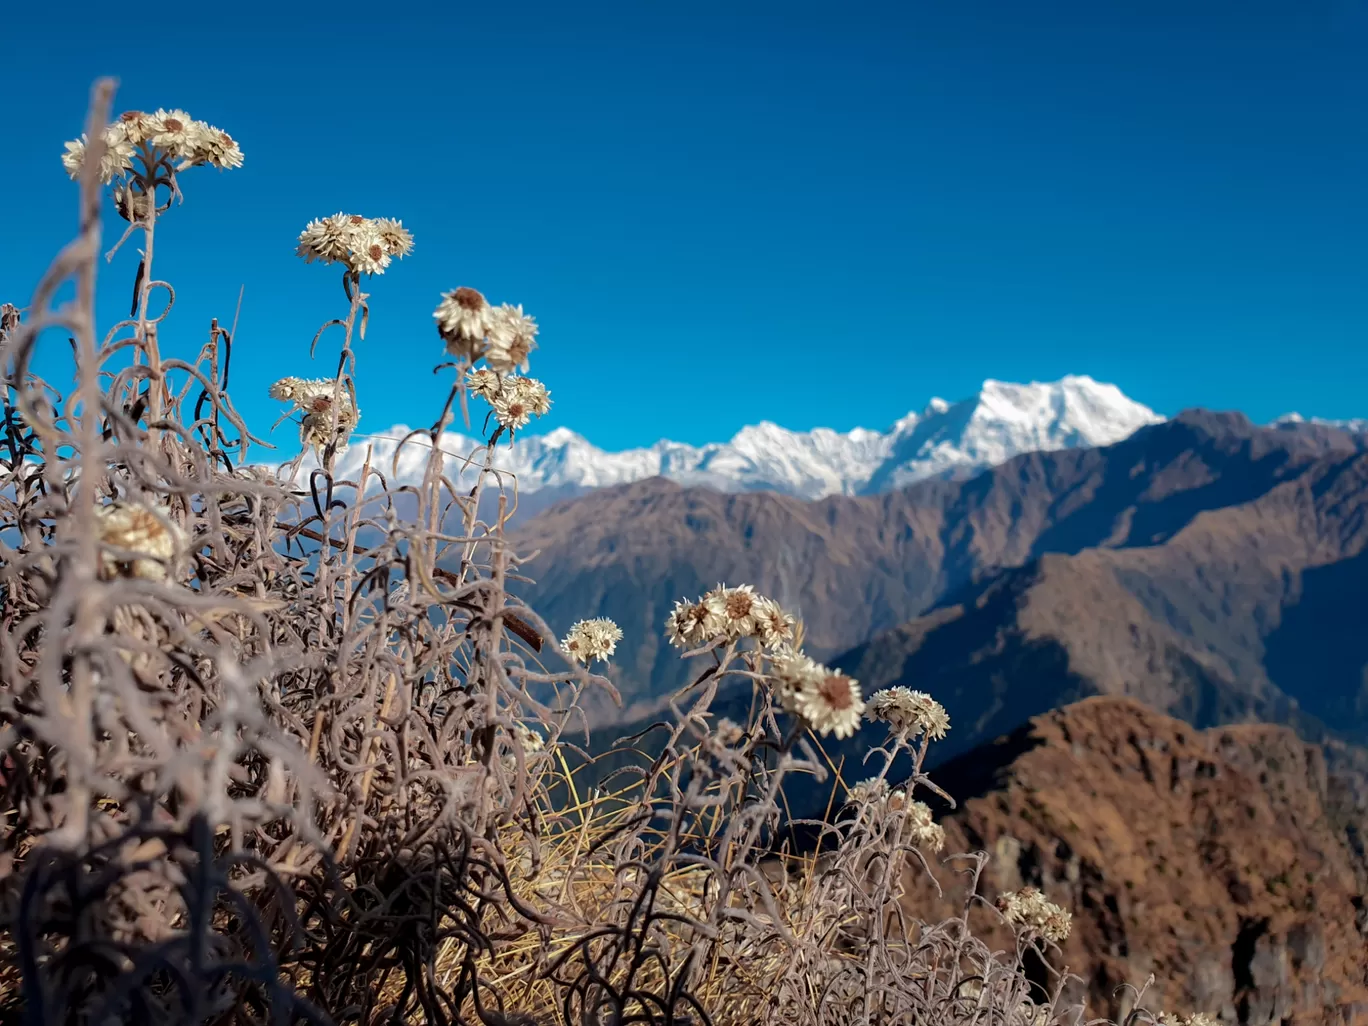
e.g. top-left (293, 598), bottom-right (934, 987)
top-left (4, 0), bottom-right (1368, 453)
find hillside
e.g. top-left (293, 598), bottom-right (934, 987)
top-left (897, 697), bottom-right (1368, 1025)
top-left (508, 410), bottom-right (1367, 723)
top-left (833, 438), bottom-right (1368, 771)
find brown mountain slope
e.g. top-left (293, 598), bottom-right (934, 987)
top-left (506, 412), bottom-right (1364, 721)
top-left (834, 448), bottom-right (1368, 773)
top-left (899, 696), bottom-right (1368, 1026)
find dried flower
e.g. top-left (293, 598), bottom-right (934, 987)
top-left (1158, 1014), bottom-right (1218, 1026)
top-left (297, 214), bottom-right (357, 265)
top-left (793, 667), bottom-right (865, 740)
top-left (846, 778), bottom-right (890, 806)
top-left (562, 617), bottom-right (623, 664)
top-left (703, 583), bottom-right (759, 640)
top-left (714, 718), bottom-right (746, 747)
top-left (435, 287), bottom-right (493, 356)
top-left (301, 401), bottom-right (360, 454)
top-left (148, 108), bottom-right (197, 157)
top-left (996, 887), bottom-right (1072, 943)
top-left (867, 686), bottom-right (951, 741)
top-left (751, 596), bottom-right (796, 648)
top-left (486, 303), bottom-right (539, 373)
top-left (466, 368), bottom-right (502, 401)
top-left (61, 130), bottom-right (135, 184)
top-left (271, 377), bottom-right (360, 454)
top-left (664, 596), bottom-right (724, 649)
top-left (492, 391), bottom-right (533, 430)
top-left (117, 110), bottom-right (155, 146)
top-left (113, 184), bottom-right (151, 224)
top-left (769, 645), bottom-right (824, 713)
top-left (508, 376), bottom-right (552, 417)
top-left (901, 797), bottom-right (946, 852)
top-left (95, 502), bottom-right (186, 582)
top-left (296, 214), bottom-right (405, 275)
top-left (186, 122), bottom-right (244, 170)
top-left (347, 228), bottom-right (391, 276)
top-left (512, 722), bottom-right (546, 754)
top-left (371, 217), bottom-right (415, 258)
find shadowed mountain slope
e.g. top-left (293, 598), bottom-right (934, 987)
top-left (899, 697), bottom-right (1368, 1026)
top-left (507, 411), bottom-right (1366, 722)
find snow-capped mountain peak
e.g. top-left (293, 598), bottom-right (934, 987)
top-left (323, 376), bottom-right (1165, 500)
top-left (1272, 412), bottom-right (1368, 433)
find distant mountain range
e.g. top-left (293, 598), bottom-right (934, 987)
top-left (505, 411), bottom-right (1368, 748)
top-left (329, 375), bottom-right (1165, 500)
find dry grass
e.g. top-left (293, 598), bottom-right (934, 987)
top-left (0, 81), bottom-right (1188, 1026)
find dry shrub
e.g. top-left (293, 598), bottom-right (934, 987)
top-left (0, 81), bottom-right (1196, 1026)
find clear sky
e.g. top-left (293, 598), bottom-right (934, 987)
top-left (3, 0), bottom-right (1367, 453)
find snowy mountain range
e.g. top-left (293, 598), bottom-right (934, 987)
top-left (322, 375), bottom-right (1166, 500)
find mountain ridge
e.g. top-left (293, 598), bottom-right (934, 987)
top-left (321, 375), bottom-right (1165, 500)
top-left (506, 410), bottom-right (1368, 725)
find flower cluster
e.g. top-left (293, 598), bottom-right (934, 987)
top-left (1158, 1014), bottom-right (1218, 1026)
top-left (895, 793), bottom-right (947, 852)
top-left (664, 584), bottom-right (796, 650)
top-left (269, 377), bottom-right (360, 455)
top-left (95, 501), bottom-right (186, 582)
top-left (296, 214), bottom-right (414, 277)
top-left (500, 722), bottom-right (547, 775)
top-left (434, 287), bottom-right (539, 372)
top-left (995, 887), bottom-right (1072, 943)
top-left (770, 645), bottom-right (865, 740)
top-left (61, 107), bottom-right (243, 184)
top-left (844, 778), bottom-right (946, 851)
top-left (465, 369), bottom-right (552, 430)
top-left (561, 618), bottom-right (624, 665)
top-left (866, 686), bottom-right (951, 741)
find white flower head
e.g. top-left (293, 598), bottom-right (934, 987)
top-left (492, 390), bottom-right (532, 430)
top-left (485, 303), bottom-right (539, 373)
top-left (664, 596), bottom-right (724, 649)
top-left (116, 110), bottom-right (155, 146)
top-left (435, 287), bottom-right (493, 356)
top-left (271, 377), bottom-right (359, 454)
top-left (562, 618), bottom-right (623, 664)
top-left (997, 887), bottom-right (1072, 943)
top-left (867, 686), bottom-right (951, 741)
top-left (465, 368), bottom-right (503, 401)
top-left (793, 665), bottom-right (864, 740)
top-left (347, 225), bottom-right (392, 276)
top-left (61, 130), bottom-right (135, 184)
top-left (703, 583), bottom-right (760, 640)
top-left (751, 596), bottom-right (796, 648)
top-left (186, 121), bottom-right (244, 170)
top-left (148, 108), bottom-right (197, 158)
top-left (769, 645), bottom-right (825, 714)
top-left (371, 217), bottom-right (414, 259)
top-left (508, 376), bottom-right (552, 416)
top-left (902, 798), bottom-right (946, 852)
top-left (297, 214), bottom-right (356, 265)
top-left (95, 502), bottom-right (187, 582)
top-left (845, 778), bottom-right (890, 806)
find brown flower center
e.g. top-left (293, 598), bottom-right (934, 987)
top-left (367, 243), bottom-right (383, 261)
top-left (163, 118), bottom-right (183, 133)
top-left (725, 592), bottom-right (754, 619)
top-left (818, 675), bottom-right (854, 710)
top-left (349, 215), bottom-right (367, 225)
top-left (454, 287), bottom-right (486, 311)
